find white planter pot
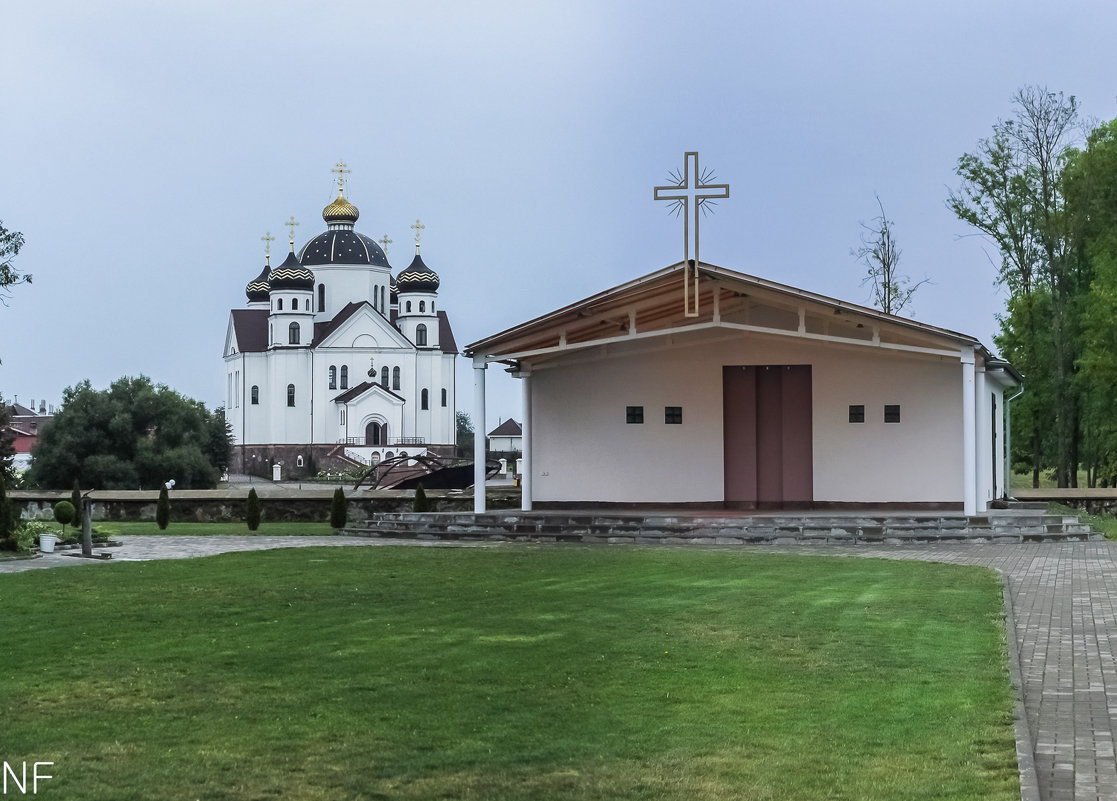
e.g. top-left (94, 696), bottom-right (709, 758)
top-left (39, 534), bottom-right (58, 553)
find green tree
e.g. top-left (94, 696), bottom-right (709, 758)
top-left (70, 479), bottom-right (82, 518)
top-left (949, 86), bottom-right (1084, 487)
top-left (852, 195), bottom-right (928, 315)
top-left (456, 411), bottom-right (475, 457)
top-left (156, 486), bottom-right (170, 530)
top-left (330, 487), bottom-right (347, 530)
top-left (1066, 118), bottom-right (1117, 485)
top-left (413, 483), bottom-right (431, 512)
top-left (0, 472), bottom-right (13, 547)
top-left (0, 398), bottom-right (14, 484)
top-left (245, 488), bottom-right (261, 531)
top-left (0, 219), bottom-right (30, 307)
top-left (29, 376), bottom-right (227, 489)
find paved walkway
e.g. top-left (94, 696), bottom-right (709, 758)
top-left (5, 537), bottom-right (1117, 801)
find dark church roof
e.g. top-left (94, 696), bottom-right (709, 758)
top-left (397, 252), bottom-right (440, 293)
top-left (269, 250), bottom-right (315, 291)
top-left (333, 381), bottom-right (405, 404)
top-left (230, 309), bottom-right (270, 352)
top-left (231, 304), bottom-right (457, 355)
top-left (245, 263), bottom-right (271, 302)
top-left (299, 230), bottom-right (389, 267)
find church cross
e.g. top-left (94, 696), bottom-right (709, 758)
top-left (331, 160), bottom-right (351, 194)
top-left (284, 216), bottom-right (300, 249)
top-left (654, 152), bottom-right (729, 317)
top-left (411, 218), bottom-right (425, 252)
top-left (261, 231), bottom-right (275, 266)
top-left (379, 234), bottom-right (392, 255)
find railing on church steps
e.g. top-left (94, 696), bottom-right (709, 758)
top-left (337, 437), bottom-right (427, 446)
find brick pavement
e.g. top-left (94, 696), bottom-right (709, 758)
top-left (4, 536), bottom-right (1116, 801)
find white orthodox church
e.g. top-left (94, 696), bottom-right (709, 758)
top-left (223, 168), bottom-right (458, 478)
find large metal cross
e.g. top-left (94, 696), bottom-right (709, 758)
top-left (654, 152), bottom-right (729, 316)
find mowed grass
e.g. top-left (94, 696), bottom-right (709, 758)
top-left (0, 547), bottom-right (1018, 800)
top-left (93, 520), bottom-right (337, 537)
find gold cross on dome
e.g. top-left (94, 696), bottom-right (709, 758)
top-left (410, 218), bottom-right (425, 252)
top-left (379, 234), bottom-right (392, 255)
top-left (284, 216), bottom-right (300, 249)
top-left (261, 231), bottom-right (275, 265)
top-left (331, 160), bottom-right (351, 194)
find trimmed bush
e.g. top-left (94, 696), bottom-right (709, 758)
top-left (413, 483), bottom-right (431, 513)
top-left (330, 487), bottom-right (347, 530)
top-left (53, 500), bottom-right (75, 535)
top-left (246, 488), bottom-right (261, 531)
top-left (156, 487), bottom-right (170, 530)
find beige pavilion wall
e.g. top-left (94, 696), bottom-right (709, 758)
top-left (528, 332), bottom-right (965, 505)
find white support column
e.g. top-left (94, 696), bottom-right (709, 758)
top-left (473, 358), bottom-right (487, 513)
top-left (975, 368), bottom-right (989, 513)
top-left (961, 347), bottom-right (977, 516)
top-left (519, 370), bottom-right (532, 511)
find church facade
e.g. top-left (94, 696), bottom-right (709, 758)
top-left (223, 172), bottom-right (457, 478)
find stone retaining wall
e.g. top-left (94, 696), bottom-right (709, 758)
top-left (11, 489), bottom-right (520, 523)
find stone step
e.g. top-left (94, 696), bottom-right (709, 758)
top-left (342, 511), bottom-right (1101, 545)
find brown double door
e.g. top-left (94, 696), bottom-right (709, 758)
top-left (723, 365), bottom-right (813, 507)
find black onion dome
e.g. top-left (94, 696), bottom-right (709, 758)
top-left (397, 253), bottom-right (440, 293)
top-left (390, 276), bottom-right (399, 304)
top-left (299, 230), bottom-right (390, 267)
top-left (268, 250), bottom-right (315, 291)
top-left (245, 263), bottom-right (271, 302)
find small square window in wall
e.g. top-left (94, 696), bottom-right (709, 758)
top-left (626, 406), bottom-right (644, 424)
top-left (884, 404), bottom-right (901, 423)
top-left (665, 406), bottom-right (683, 424)
top-left (848, 404), bottom-right (865, 423)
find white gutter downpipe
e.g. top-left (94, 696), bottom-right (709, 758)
top-left (473, 357), bottom-right (488, 513)
top-left (1004, 383), bottom-right (1025, 500)
top-left (961, 347), bottom-right (977, 516)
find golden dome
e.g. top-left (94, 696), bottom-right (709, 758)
top-left (323, 191), bottom-right (359, 223)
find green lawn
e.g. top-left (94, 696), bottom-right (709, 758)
top-left (0, 547), bottom-right (1018, 800)
top-left (92, 520), bottom-right (337, 537)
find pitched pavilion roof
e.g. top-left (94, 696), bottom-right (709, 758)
top-left (466, 262), bottom-right (1017, 381)
top-left (488, 418), bottom-right (522, 437)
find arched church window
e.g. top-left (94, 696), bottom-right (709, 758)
top-left (431, 301), bottom-right (435, 312)
top-left (251, 386), bottom-right (259, 405)
top-left (289, 322), bottom-right (300, 344)
top-left (406, 301), bottom-right (412, 313)
top-left (419, 301), bottom-right (425, 313)
top-left (277, 298), bottom-right (283, 311)
top-left (318, 284), bottom-right (325, 312)
top-left (415, 324), bottom-right (427, 347)
top-left (381, 366), bottom-right (389, 388)
top-left (421, 389), bottom-right (429, 410)
top-left (441, 388), bottom-right (447, 407)
top-left (392, 366), bottom-right (400, 390)
top-left (292, 298), bottom-right (298, 310)
top-left (340, 365), bottom-right (349, 390)
top-left (329, 366), bottom-right (337, 390)
top-left (287, 384), bottom-right (296, 407)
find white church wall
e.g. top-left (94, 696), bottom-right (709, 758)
top-left (311, 265), bottom-right (387, 319)
top-left (528, 332), bottom-right (965, 505)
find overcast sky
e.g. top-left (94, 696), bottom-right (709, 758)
top-left (2, 0), bottom-right (1115, 432)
